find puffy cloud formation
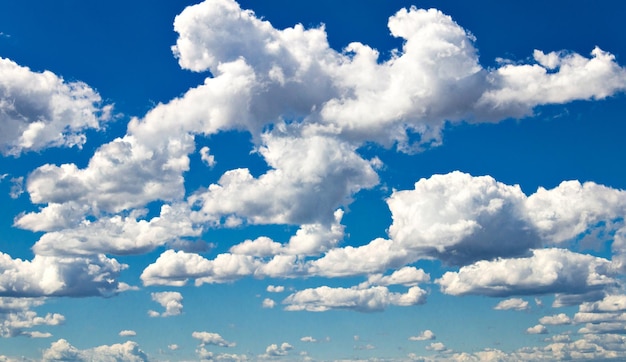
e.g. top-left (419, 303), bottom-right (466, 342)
top-left (261, 298), bottom-right (276, 309)
top-left (42, 339), bottom-right (148, 362)
top-left (438, 248), bottom-right (616, 299)
top-left (0, 252), bottom-right (126, 297)
top-left (0, 57), bottom-right (111, 156)
top-left (409, 330), bottom-right (435, 341)
top-left (494, 298), bottom-right (530, 311)
top-left (192, 331), bottom-right (236, 348)
top-left (283, 285), bottom-right (427, 312)
top-left (262, 342), bottom-right (293, 357)
top-left (148, 291), bottom-right (183, 317)
top-left (0, 297), bottom-right (64, 338)
top-left (539, 313), bottom-right (572, 325)
top-left (526, 324), bottom-right (548, 334)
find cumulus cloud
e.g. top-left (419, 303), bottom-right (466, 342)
top-left (494, 298), bottom-right (530, 311)
top-left (192, 331), bottom-right (236, 348)
top-left (0, 57), bottom-right (111, 156)
top-left (262, 298), bottom-right (276, 309)
top-left (437, 248), bottom-right (616, 300)
top-left (300, 336), bottom-right (317, 343)
top-left (266, 285), bottom-right (284, 293)
top-left (42, 339), bottom-right (148, 361)
top-left (526, 324), bottom-right (548, 334)
top-left (262, 342), bottom-right (293, 357)
top-left (199, 146), bottom-right (216, 168)
top-left (283, 285), bottom-right (427, 312)
top-left (0, 297), bottom-right (64, 338)
top-left (0, 252), bottom-right (126, 297)
top-left (539, 313), bottom-right (572, 325)
top-left (409, 330), bottom-right (435, 341)
top-left (148, 291), bottom-right (183, 317)
top-left (119, 330), bottom-right (136, 337)
top-left (387, 171), bottom-right (538, 265)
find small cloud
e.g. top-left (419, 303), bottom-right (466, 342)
top-left (168, 344), bottom-right (179, 350)
top-left (262, 298), bottom-right (276, 309)
top-left (409, 330), bottom-right (435, 341)
top-left (539, 313), bottom-right (571, 325)
top-left (9, 177), bottom-right (24, 199)
top-left (353, 335), bottom-right (360, 341)
top-left (300, 336), bottom-right (317, 343)
top-left (24, 331), bottom-right (52, 338)
top-left (149, 291), bottom-right (183, 317)
top-left (526, 324), bottom-right (548, 334)
top-left (494, 298), bottom-right (529, 311)
top-left (200, 146), bottom-right (216, 168)
top-left (119, 330), bottom-right (137, 337)
top-left (426, 342), bottom-right (448, 352)
top-left (355, 344), bottom-right (375, 350)
top-left (263, 342), bottom-right (293, 357)
top-left (267, 285), bottom-right (285, 293)
top-left (192, 331), bottom-right (236, 348)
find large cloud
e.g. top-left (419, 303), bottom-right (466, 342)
top-left (0, 57), bottom-right (111, 156)
top-left (0, 252), bottom-right (126, 297)
top-left (282, 285), bottom-right (427, 312)
top-left (437, 248), bottom-right (616, 299)
top-left (42, 339), bottom-right (148, 362)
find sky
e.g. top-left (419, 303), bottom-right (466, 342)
top-left (1, 0), bottom-right (626, 361)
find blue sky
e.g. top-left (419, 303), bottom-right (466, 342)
top-left (1, 0), bottom-right (626, 360)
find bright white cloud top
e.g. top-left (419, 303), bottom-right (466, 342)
top-left (1, 0), bottom-right (626, 360)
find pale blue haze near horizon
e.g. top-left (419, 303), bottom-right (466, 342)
top-left (1, 1), bottom-right (626, 360)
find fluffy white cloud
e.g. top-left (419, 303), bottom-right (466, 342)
top-left (26, 204), bottom-right (200, 256)
top-left (148, 291), bottom-right (183, 317)
top-left (42, 339), bottom-right (148, 362)
top-left (580, 294), bottom-right (626, 313)
top-left (494, 298), bottom-right (529, 311)
top-left (119, 330), bottom-right (136, 337)
top-left (426, 342), bottom-right (448, 352)
top-left (437, 248), bottom-right (616, 299)
top-left (409, 330), bottom-right (435, 341)
top-left (192, 331), bottom-right (236, 348)
top-left (539, 313), bottom-right (572, 325)
top-left (0, 297), bottom-right (64, 338)
top-left (283, 285), bottom-right (427, 312)
top-left (266, 285), bottom-right (284, 293)
top-left (199, 146), bottom-right (216, 168)
top-left (300, 336), bottom-right (317, 343)
top-left (526, 324), bottom-right (548, 334)
top-left (0, 57), bottom-right (111, 156)
top-left (262, 298), bottom-right (275, 309)
top-left (387, 171), bottom-right (538, 265)
top-left (262, 342), bottom-right (293, 357)
top-left (0, 252), bottom-right (126, 297)
top-left (189, 133), bottom-right (379, 226)
top-left (364, 266), bottom-right (430, 287)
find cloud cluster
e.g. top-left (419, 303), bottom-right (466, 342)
top-left (0, 57), bottom-right (111, 156)
top-left (42, 339), bottom-right (148, 362)
top-left (0, 298), bottom-right (63, 338)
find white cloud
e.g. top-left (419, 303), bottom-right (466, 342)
top-left (580, 294), bottom-right (626, 313)
top-left (266, 285), bottom-right (284, 293)
top-left (283, 285), bottom-right (427, 312)
top-left (149, 291), bottom-right (183, 317)
top-left (494, 298), bottom-right (529, 311)
top-left (387, 171), bottom-right (538, 266)
top-left (409, 330), bottom-right (435, 341)
top-left (0, 253), bottom-right (126, 297)
top-left (119, 330), bottom-right (136, 337)
top-left (199, 146), bottom-right (216, 168)
top-left (42, 339), bottom-right (148, 361)
top-left (539, 313), bottom-right (572, 325)
top-left (262, 298), bottom-right (275, 309)
top-left (365, 266), bottom-right (430, 287)
top-left (189, 133), bottom-right (379, 226)
top-left (426, 342), bottom-right (448, 352)
top-left (578, 322), bottom-right (626, 334)
top-left (526, 324), bottom-right (548, 334)
top-left (192, 331), bottom-right (236, 348)
top-left (0, 297), bottom-right (64, 338)
top-left (0, 57), bottom-right (111, 156)
top-left (26, 203), bottom-right (200, 256)
top-left (300, 336), bottom-right (317, 343)
top-left (262, 342), bottom-right (293, 357)
top-left (168, 344), bottom-right (179, 351)
top-left (437, 248), bottom-right (616, 299)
